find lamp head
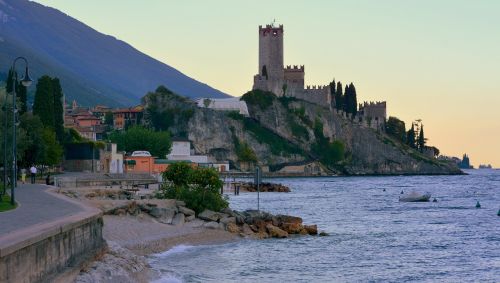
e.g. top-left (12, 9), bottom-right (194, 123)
top-left (20, 66), bottom-right (32, 87)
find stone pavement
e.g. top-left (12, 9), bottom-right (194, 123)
top-left (0, 184), bottom-right (83, 235)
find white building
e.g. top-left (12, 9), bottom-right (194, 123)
top-left (197, 97), bottom-right (250, 116)
top-left (167, 139), bottom-right (230, 171)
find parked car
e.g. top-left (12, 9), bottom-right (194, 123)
top-left (131, 151), bottom-right (151, 157)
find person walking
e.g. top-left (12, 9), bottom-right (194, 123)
top-left (30, 165), bottom-right (37, 184)
top-left (21, 168), bottom-right (26, 184)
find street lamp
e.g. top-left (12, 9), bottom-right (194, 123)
top-left (10, 57), bottom-right (32, 205)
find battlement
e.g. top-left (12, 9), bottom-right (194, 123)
top-left (359, 101), bottom-right (386, 109)
top-left (305, 85), bottom-right (328, 90)
top-left (284, 65), bottom-right (304, 72)
top-left (259, 24), bottom-right (284, 31)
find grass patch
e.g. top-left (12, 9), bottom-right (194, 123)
top-left (0, 193), bottom-right (17, 212)
top-left (241, 89), bottom-right (276, 110)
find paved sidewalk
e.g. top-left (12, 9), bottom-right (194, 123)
top-left (0, 184), bottom-right (82, 235)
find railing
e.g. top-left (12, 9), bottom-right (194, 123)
top-left (54, 177), bottom-right (160, 189)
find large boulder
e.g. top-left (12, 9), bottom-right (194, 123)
top-left (198, 209), bottom-right (224, 222)
top-left (172, 213), bottom-right (185, 226)
top-left (226, 222), bottom-right (240, 233)
top-left (281, 222), bottom-right (304, 234)
top-left (150, 207), bottom-right (176, 224)
top-left (175, 200), bottom-right (186, 207)
top-left (204, 221), bottom-right (224, 230)
top-left (178, 206), bottom-right (195, 216)
top-left (220, 217), bottom-right (236, 225)
top-left (304, 225), bottom-right (318, 235)
top-left (185, 215), bottom-right (195, 222)
top-left (266, 224), bottom-right (288, 238)
top-left (276, 215), bottom-right (303, 226)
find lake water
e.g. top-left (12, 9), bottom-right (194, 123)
top-left (149, 170), bottom-right (500, 282)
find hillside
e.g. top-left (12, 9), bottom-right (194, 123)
top-left (142, 87), bottom-right (462, 175)
top-left (0, 0), bottom-right (228, 106)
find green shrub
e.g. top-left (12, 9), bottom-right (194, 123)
top-left (159, 162), bottom-right (228, 214)
top-left (240, 89), bottom-right (276, 110)
top-left (311, 118), bottom-right (345, 166)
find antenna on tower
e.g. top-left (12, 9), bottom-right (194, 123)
top-left (271, 19), bottom-right (276, 27)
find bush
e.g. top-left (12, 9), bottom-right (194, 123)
top-left (159, 162), bottom-right (228, 214)
top-left (240, 89), bottom-right (276, 110)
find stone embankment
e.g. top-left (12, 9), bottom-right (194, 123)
top-left (103, 200), bottom-right (318, 239)
top-left (239, 182), bottom-right (291, 192)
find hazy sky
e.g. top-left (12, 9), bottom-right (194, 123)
top-left (34, 0), bottom-right (500, 167)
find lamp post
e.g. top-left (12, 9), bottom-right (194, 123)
top-left (10, 57), bottom-right (33, 205)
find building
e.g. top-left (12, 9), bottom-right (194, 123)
top-left (197, 97), bottom-right (250, 116)
top-left (63, 143), bottom-right (123, 173)
top-left (252, 24), bottom-right (331, 108)
top-left (64, 107), bottom-right (106, 141)
top-left (167, 138), bottom-right (230, 172)
top-left (113, 105), bottom-right (144, 130)
top-left (358, 101), bottom-right (387, 130)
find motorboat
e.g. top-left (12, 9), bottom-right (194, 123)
top-left (399, 191), bottom-right (431, 202)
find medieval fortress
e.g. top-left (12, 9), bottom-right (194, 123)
top-left (252, 24), bottom-right (386, 129)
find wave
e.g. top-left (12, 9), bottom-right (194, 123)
top-left (154, 244), bottom-right (196, 258)
top-left (151, 274), bottom-right (183, 283)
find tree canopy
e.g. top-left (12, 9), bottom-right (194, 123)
top-left (109, 126), bottom-right (172, 157)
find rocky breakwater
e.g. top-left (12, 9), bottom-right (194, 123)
top-left (240, 182), bottom-right (291, 192)
top-left (198, 208), bottom-right (319, 239)
top-left (106, 200), bottom-right (195, 225)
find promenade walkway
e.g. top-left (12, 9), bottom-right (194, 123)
top-left (0, 184), bottom-right (83, 235)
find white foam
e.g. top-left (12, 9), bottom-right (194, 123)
top-left (154, 244), bottom-right (195, 258)
top-left (151, 274), bottom-right (183, 283)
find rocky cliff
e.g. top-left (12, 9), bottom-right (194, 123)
top-left (142, 88), bottom-right (461, 175)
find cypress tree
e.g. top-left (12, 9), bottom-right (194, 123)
top-left (329, 79), bottom-right (336, 108)
top-left (418, 124), bottom-right (425, 151)
top-left (407, 124), bottom-right (416, 148)
top-left (350, 83), bottom-right (358, 115)
top-left (343, 84), bottom-right (350, 113)
top-left (6, 68), bottom-right (15, 93)
top-left (33, 76), bottom-right (55, 129)
top-left (335, 81), bottom-right (343, 110)
top-left (52, 78), bottom-right (65, 143)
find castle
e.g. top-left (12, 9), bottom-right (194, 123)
top-left (252, 24), bottom-right (386, 129)
top-left (252, 24), bottom-right (331, 107)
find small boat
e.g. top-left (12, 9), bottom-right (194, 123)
top-left (399, 191), bottom-right (431, 202)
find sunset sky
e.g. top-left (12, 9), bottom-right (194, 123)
top-left (35, 0), bottom-right (500, 167)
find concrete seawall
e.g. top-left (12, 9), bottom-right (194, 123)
top-left (0, 189), bottom-right (105, 283)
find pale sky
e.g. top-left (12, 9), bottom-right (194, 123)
top-left (34, 0), bottom-right (500, 168)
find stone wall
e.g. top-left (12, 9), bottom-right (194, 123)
top-left (0, 211), bottom-right (104, 283)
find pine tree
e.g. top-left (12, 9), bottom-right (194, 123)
top-left (51, 78), bottom-right (65, 143)
top-left (418, 124), bottom-right (425, 151)
top-left (33, 76), bottom-right (55, 129)
top-left (407, 124), bottom-right (416, 148)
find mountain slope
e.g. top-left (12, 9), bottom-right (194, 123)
top-left (0, 0), bottom-right (229, 106)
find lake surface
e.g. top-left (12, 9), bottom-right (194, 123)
top-left (149, 170), bottom-right (500, 282)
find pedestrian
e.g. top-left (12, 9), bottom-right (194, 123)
top-left (30, 165), bottom-right (37, 184)
top-left (21, 168), bottom-right (26, 184)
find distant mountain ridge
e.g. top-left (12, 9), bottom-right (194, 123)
top-left (0, 0), bottom-right (229, 106)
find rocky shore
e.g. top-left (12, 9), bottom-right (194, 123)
top-left (61, 186), bottom-right (319, 282)
top-left (239, 182), bottom-right (291, 193)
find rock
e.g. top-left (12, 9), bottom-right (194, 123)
top-left (226, 222), bottom-right (240, 233)
top-left (241, 224), bottom-right (254, 236)
top-left (114, 208), bottom-right (126, 216)
top-left (276, 215), bottom-right (303, 226)
top-left (281, 222), bottom-right (304, 234)
top-left (220, 217), bottom-right (236, 225)
top-left (198, 209), bottom-right (223, 222)
top-left (178, 206), bottom-right (195, 216)
top-left (204, 221), bottom-right (224, 230)
top-left (221, 207), bottom-right (237, 217)
top-left (150, 207), bottom-right (176, 224)
top-left (175, 200), bottom-right (186, 207)
top-left (249, 224), bottom-right (259, 233)
top-left (185, 215), bottom-right (195, 222)
top-left (235, 215), bottom-right (245, 225)
top-left (171, 213), bottom-right (185, 226)
top-left (257, 231), bottom-right (270, 239)
top-left (266, 224), bottom-right (288, 238)
top-left (304, 224), bottom-right (318, 235)
top-left (299, 228), bottom-right (308, 235)
top-left (319, 232), bottom-right (329, 236)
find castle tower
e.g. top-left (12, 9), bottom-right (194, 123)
top-left (253, 24), bottom-right (285, 96)
top-left (258, 24), bottom-right (284, 82)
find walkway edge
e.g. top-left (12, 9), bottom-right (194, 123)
top-left (0, 186), bottom-right (102, 258)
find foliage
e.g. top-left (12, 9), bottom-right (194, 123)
top-left (240, 89), bottom-right (275, 110)
top-left (406, 124), bottom-right (416, 148)
top-left (159, 162), bottom-right (228, 214)
top-left (109, 125), bottom-right (172, 157)
top-left (311, 118), bottom-right (345, 166)
top-left (232, 135), bottom-right (257, 163)
top-left (144, 86), bottom-right (194, 135)
top-left (335, 81), bottom-right (343, 110)
top-left (41, 128), bottom-right (63, 166)
top-left (385, 116), bottom-right (406, 144)
top-left (104, 111), bottom-right (114, 126)
top-left (32, 75), bottom-right (65, 143)
top-left (287, 114), bottom-right (309, 141)
top-left (203, 98), bottom-right (211, 108)
top-left (418, 125), bottom-right (426, 151)
top-left (226, 111), bottom-right (244, 120)
top-left (0, 193), bottom-right (17, 212)
top-left (242, 118), bottom-right (303, 156)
